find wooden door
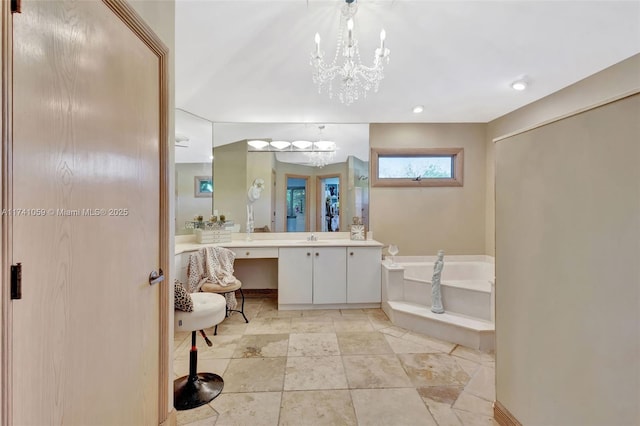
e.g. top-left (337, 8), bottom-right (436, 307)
top-left (6, 0), bottom-right (168, 424)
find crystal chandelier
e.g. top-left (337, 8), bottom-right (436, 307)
top-left (305, 125), bottom-right (336, 167)
top-left (305, 142), bottom-right (337, 168)
top-left (311, 0), bottom-right (390, 105)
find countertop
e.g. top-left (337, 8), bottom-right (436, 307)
top-left (175, 233), bottom-right (383, 255)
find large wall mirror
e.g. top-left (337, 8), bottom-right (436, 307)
top-left (175, 109), bottom-right (214, 235)
top-left (175, 111), bottom-right (370, 235)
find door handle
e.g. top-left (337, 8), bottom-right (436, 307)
top-left (149, 269), bottom-right (164, 285)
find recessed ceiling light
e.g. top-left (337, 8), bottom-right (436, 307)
top-left (412, 105), bottom-right (424, 114)
top-left (247, 140), bottom-right (269, 149)
top-left (511, 80), bottom-right (527, 91)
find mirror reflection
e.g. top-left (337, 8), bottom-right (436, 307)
top-left (213, 123), bottom-right (370, 234)
top-left (174, 112), bottom-right (370, 235)
top-left (175, 109), bottom-right (214, 235)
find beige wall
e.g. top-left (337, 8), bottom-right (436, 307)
top-left (484, 133), bottom-right (495, 256)
top-left (346, 156), bottom-right (369, 229)
top-left (369, 123), bottom-right (486, 255)
top-left (246, 151), bottom-right (274, 231)
top-left (175, 163), bottom-right (212, 235)
top-left (492, 54), bottom-right (640, 424)
top-left (275, 161), bottom-right (317, 232)
top-left (213, 141), bottom-right (247, 228)
top-left (495, 93), bottom-right (639, 425)
top-left (486, 54), bottom-right (640, 256)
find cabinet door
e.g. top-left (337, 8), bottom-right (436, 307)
top-left (347, 247), bottom-right (382, 303)
top-left (313, 247), bottom-right (347, 304)
top-left (278, 248), bottom-right (313, 304)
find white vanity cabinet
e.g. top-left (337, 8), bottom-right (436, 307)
top-left (278, 247), bottom-right (347, 304)
top-left (277, 247), bottom-right (313, 304)
top-left (278, 245), bottom-right (381, 307)
top-left (312, 247), bottom-right (347, 304)
top-left (347, 247), bottom-right (382, 303)
top-left (175, 238), bottom-right (383, 309)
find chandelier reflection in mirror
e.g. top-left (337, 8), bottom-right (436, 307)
top-left (304, 141), bottom-right (337, 168)
top-left (311, 0), bottom-right (390, 105)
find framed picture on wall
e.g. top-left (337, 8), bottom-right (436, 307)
top-left (195, 176), bottom-right (213, 198)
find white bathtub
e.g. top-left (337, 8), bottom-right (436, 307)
top-left (403, 260), bottom-right (493, 286)
top-left (391, 256), bottom-right (495, 321)
top-left (381, 255), bottom-right (495, 351)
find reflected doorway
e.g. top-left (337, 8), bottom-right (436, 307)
top-left (317, 174), bottom-right (341, 232)
top-left (271, 169), bottom-right (276, 232)
top-left (285, 174), bottom-right (309, 232)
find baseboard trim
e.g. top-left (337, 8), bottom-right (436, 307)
top-left (243, 289), bottom-right (277, 298)
top-left (494, 400), bottom-right (522, 426)
top-left (159, 409), bottom-right (176, 426)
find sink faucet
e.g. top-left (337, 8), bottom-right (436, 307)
top-left (308, 234), bottom-right (317, 241)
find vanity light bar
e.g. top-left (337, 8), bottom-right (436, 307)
top-left (292, 140), bottom-right (313, 149)
top-left (270, 140), bottom-right (291, 150)
top-left (246, 139), bottom-right (336, 152)
top-left (247, 140), bottom-right (269, 149)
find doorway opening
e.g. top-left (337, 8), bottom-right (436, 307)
top-left (285, 174), bottom-right (309, 232)
top-left (317, 174), bottom-right (341, 232)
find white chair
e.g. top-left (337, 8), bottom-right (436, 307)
top-left (174, 292), bottom-right (226, 411)
top-left (187, 247), bottom-right (249, 336)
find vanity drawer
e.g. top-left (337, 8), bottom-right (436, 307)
top-left (232, 247), bottom-right (279, 259)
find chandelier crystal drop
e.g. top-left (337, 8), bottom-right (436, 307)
top-left (311, 0), bottom-right (390, 106)
top-left (305, 150), bottom-right (336, 168)
top-left (304, 125), bottom-right (337, 168)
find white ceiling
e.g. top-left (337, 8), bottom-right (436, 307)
top-left (175, 109), bottom-right (213, 163)
top-left (175, 0), bottom-right (640, 124)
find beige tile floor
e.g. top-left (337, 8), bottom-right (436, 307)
top-left (174, 296), bottom-right (498, 426)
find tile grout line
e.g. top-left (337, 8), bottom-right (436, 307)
top-left (176, 297), bottom-right (495, 426)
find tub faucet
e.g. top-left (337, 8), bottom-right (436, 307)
top-left (308, 234), bottom-right (317, 241)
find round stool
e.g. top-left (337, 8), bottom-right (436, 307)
top-left (201, 279), bottom-right (249, 335)
top-left (174, 292), bottom-right (226, 411)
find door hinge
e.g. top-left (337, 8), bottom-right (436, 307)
top-left (11, 0), bottom-right (21, 14)
top-left (11, 263), bottom-right (22, 299)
